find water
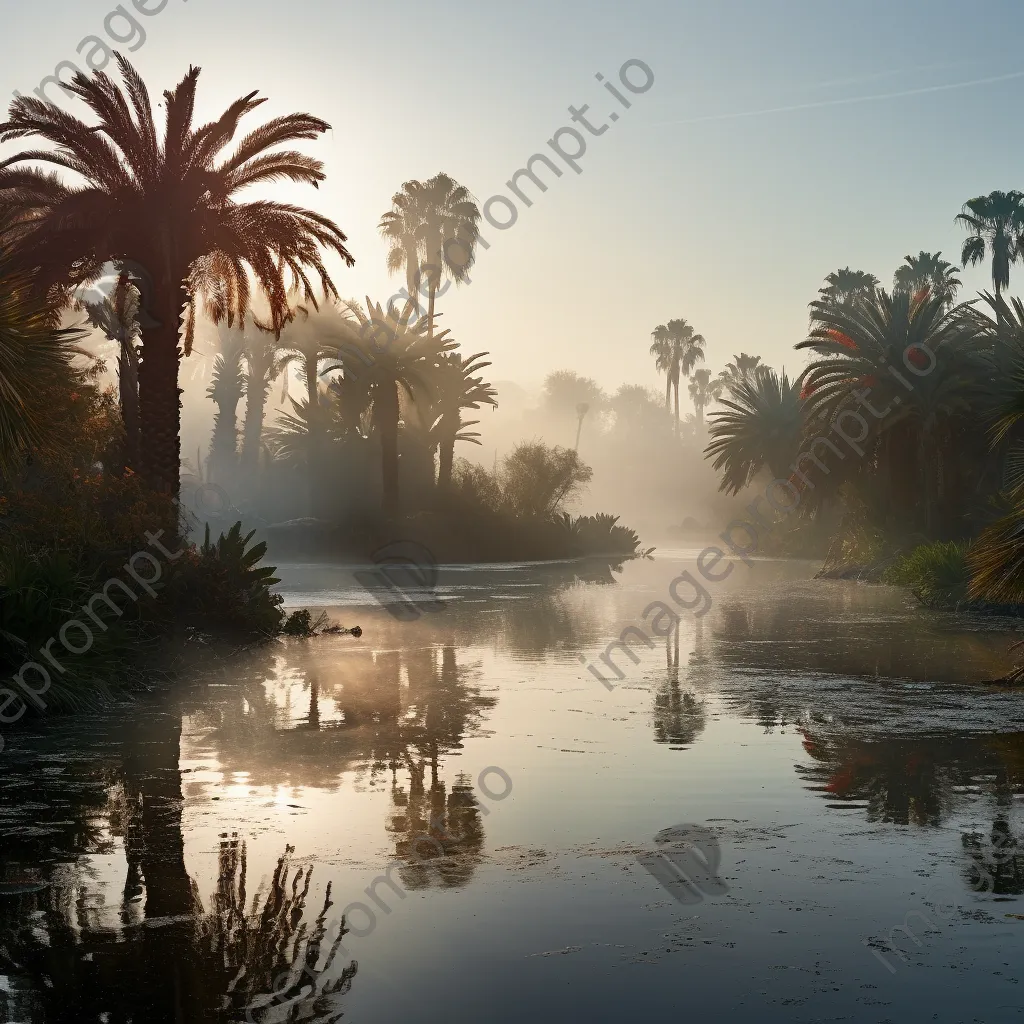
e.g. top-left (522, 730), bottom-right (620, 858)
top-left (2, 552), bottom-right (1024, 1022)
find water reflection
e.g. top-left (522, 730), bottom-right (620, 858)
top-left (652, 621), bottom-right (708, 749)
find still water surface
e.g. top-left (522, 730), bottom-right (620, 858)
top-left (2, 552), bottom-right (1024, 1022)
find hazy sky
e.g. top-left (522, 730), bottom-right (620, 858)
top-left (3, 0), bottom-right (1024, 395)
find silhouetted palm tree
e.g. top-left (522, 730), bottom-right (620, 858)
top-left (956, 190), bottom-right (1024, 298)
top-left (427, 351), bottom-right (497, 492)
top-left (241, 330), bottom-right (290, 471)
top-left (718, 352), bottom-right (763, 384)
top-left (379, 173), bottom-right (480, 331)
top-left (706, 368), bottom-right (804, 493)
top-left (330, 300), bottom-right (457, 511)
top-left (0, 55), bottom-right (354, 499)
top-left (687, 368), bottom-right (723, 425)
top-left (650, 318), bottom-right (705, 433)
top-left (816, 268), bottom-right (879, 308)
top-left (893, 251), bottom-right (962, 306)
top-left (206, 325), bottom-right (246, 484)
top-left (798, 288), bottom-right (978, 532)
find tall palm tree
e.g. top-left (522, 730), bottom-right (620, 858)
top-left (426, 351), bottom-right (497, 493)
top-left (415, 172), bottom-right (481, 332)
top-left (0, 251), bottom-right (87, 474)
top-left (705, 368), bottom-right (804, 494)
top-left (379, 173), bottom-right (481, 332)
top-left (0, 55), bottom-right (354, 500)
top-left (893, 251), bottom-right (962, 306)
top-left (205, 325), bottom-right (246, 484)
top-left (956, 190), bottom-right (1024, 298)
top-left (688, 368), bottom-right (724, 425)
top-left (380, 181), bottom-right (426, 319)
top-left (330, 299), bottom-right (457, 512)
top-left (816, 268), bottom-right (879, 308)
top-left (78, 271), bottom-right (141, 471)
top-left (650, 323), bottom-right (674, 414)
top-left (650, 318), bottom-right (705, 433)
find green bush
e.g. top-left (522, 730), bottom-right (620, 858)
top-left (883, 541), bottom-right (972, 608)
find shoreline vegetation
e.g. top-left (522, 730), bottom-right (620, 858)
top-left (0, 57), bottom-right (648, 729)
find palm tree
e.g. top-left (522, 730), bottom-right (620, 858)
top-left (816, 268), bottom-right (879, 308)
top-left (798, 288), bottom-right (978, 532)
top-left (426, 351), bottom-right (497, 493)
top-left (688, 368), bottom-right (724, 425)
top-left (705, 368), bottom-right (804, 494)
top-left (956, 190), bottom-right (1024, 298)
top-left (330, 299), bottom-right (457, 512)
top-left (415, 172), bottom-right (481, 332)
top-left (650, 318), bottom-right (705, 433)
top-left (380, 181), bottom-right (426, 319)
top-left (0, 55), bottom-right (354, 500)
top-left (718, 352), bottom-right (763, 385)
top-left (78, 271), bottom-right (141, 471)
top-left (650, 323), bottom-right (674, 413)
top-left (205, 325), bottom-right (246, 484)
top-left (0, 251), bottom-right (87, 474)
top-left (276, 311), bottom-right (347, 513)
top-left (893, 251), bottom-right (962, 306)
top-left (241, 329), bottom-right (290, 471)
top-left (379, 173), bottom-right (480, 332)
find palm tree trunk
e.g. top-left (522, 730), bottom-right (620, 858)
top-left (673, 372), bottom-right (680, 435)
top-left (378, 381), bottom-right (400, 513)
top-left (119, 342), bottom-right (140, 473)
top-left (665, 377), bottom-right (671, 413)
top-left (438, 433), bottom-right (456, 492)
top-left (241, 379), bottom-right (268, 471)
top-left (209, 391), bottom-right (242, 483)
top-left (138, 315), bottom-right (182, 501)
top-left (305, 353), bottom-right (323, 516)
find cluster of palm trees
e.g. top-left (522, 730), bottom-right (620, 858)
top-left (0, 55), bottom-right (501, 521)
top-left (701, 189), bottom-right (1024, 599)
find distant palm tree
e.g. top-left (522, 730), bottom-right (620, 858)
top-left (241, 330), bottom-right (290, 471)
top-left (893, 251), bottom-right (962, 306)
top-left (427, 351), bottom-right (497, 492)
top-left (379, 173), bottom-right (480, 332)
top-left (0, 55), bottom-right (354, 499)
top-left (78, 272), bottom-right (141, 472)
top-left (650, 318), bottom-right (705, 433)
top-left (718, 352), bottom-right (763, 385)
top-left (956, 190), bottom-right (1024, 298)
top-left (688, 368), bottom-right (724, 425)
top-left (706, 369), bottom-right (804, 494)
top-left (416, 173), bottom-right (481, 332)
top-left (206, 325), bottom-right (246, 483)
top-left (330, 300), bottom-right (457, 512)
top-left (380, 181), bottom-right (426, 319)
top-left (816, 268), bottom-right (879, 308)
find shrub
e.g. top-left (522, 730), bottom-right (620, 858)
top-left (883, 541), bottom-right (972, 608)
top-left (499, 442), bottom-right (592, 518)
top-left (167, 522), bottom-right (284, 637)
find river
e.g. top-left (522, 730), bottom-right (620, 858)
top-left (1, 551), bottom-right (1023, 1022)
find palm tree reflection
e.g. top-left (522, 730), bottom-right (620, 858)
top-left (652, 621), bottom-right (708, 749)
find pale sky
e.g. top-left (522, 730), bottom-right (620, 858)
top-left (3, 0), bottom-right (1024, 395)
